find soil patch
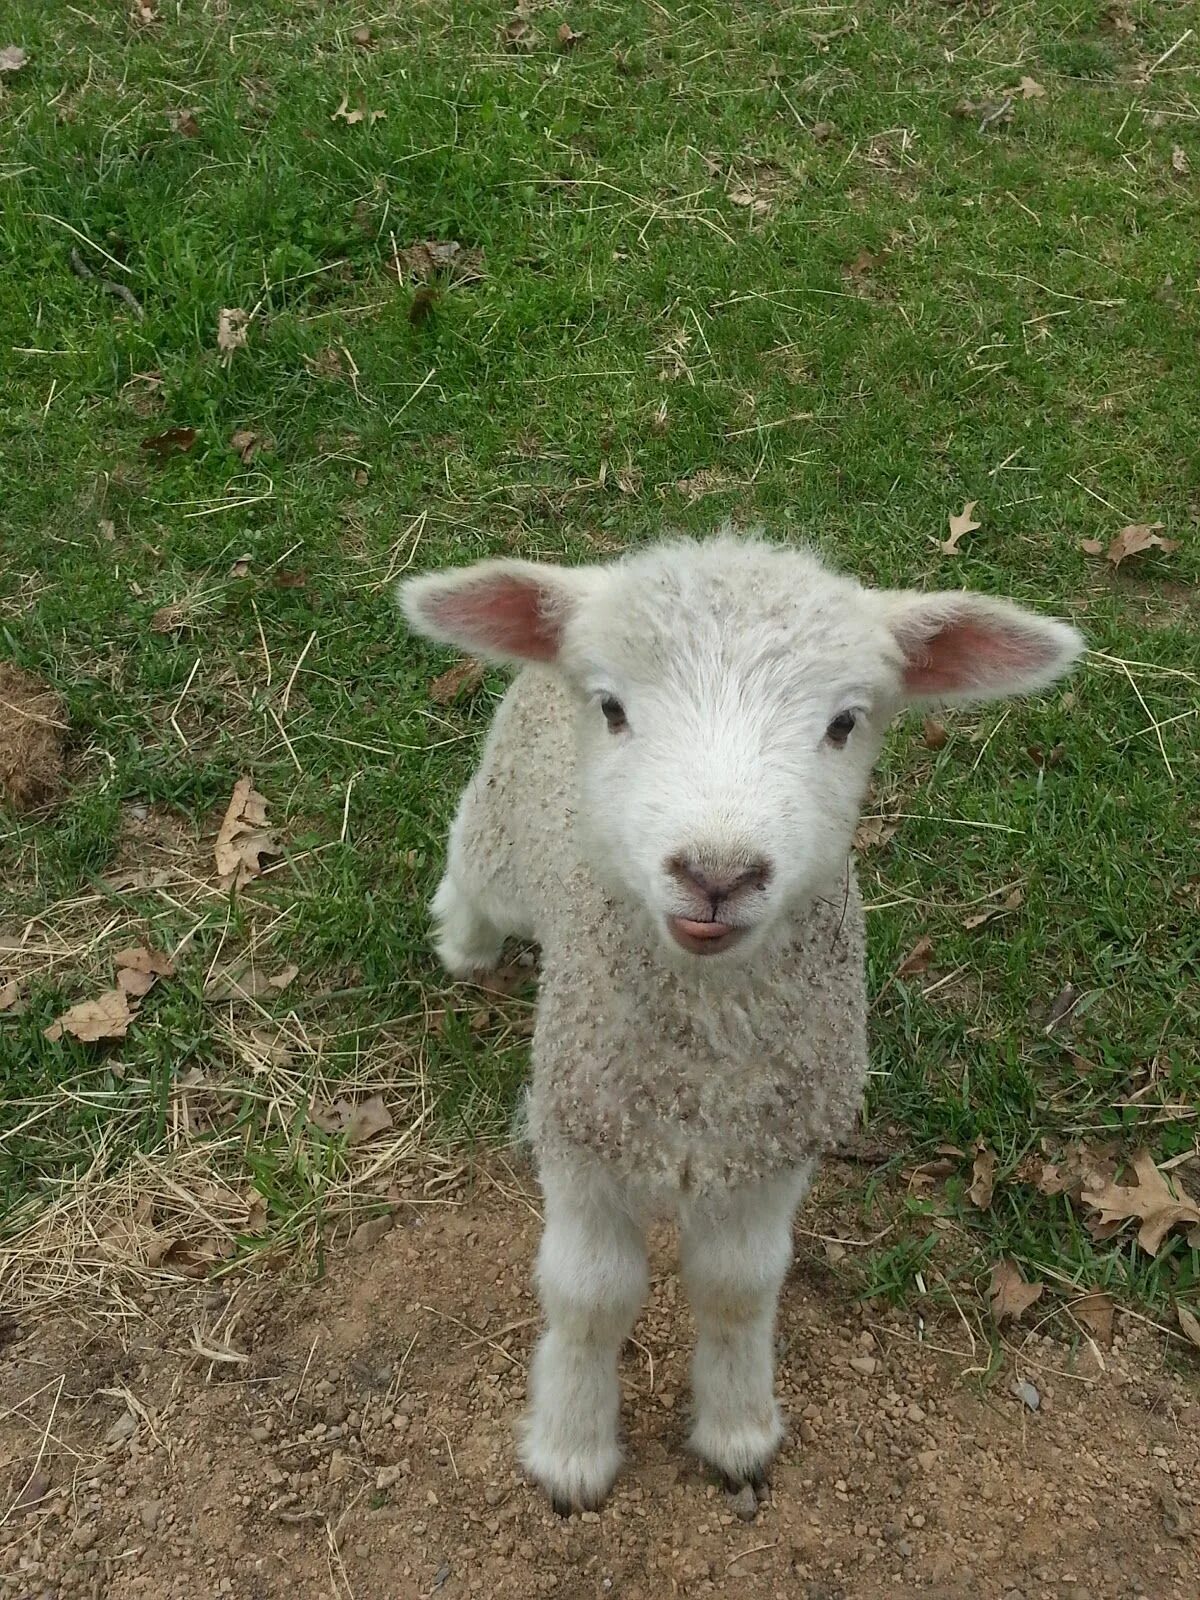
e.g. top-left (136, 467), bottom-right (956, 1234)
top-left (2, 1160), bottom-right (1197, 1600)
top-left (0, 662), bottom-right (66, 812)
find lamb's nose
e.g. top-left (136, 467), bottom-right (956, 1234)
top-left (667, 854), bottom-right (773, 907)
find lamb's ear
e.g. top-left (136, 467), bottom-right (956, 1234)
top-left (398, 559), bottom-right (597, 666)
top-left (881, 591), bottom-right (1083, 703)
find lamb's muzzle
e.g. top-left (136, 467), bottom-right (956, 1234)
top-left (399, 528), bottom-right (1082, 1513)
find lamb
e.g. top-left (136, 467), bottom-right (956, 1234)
top-left (399, 530), bottom-right (1081, 1514)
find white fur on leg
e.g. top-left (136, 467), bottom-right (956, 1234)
top-left (431, 871), bottom-right (505, 977)
top-left (680, 1163), bottom-right (813, 1487)
top-left (519, 1168), bottom-right (647, 1512)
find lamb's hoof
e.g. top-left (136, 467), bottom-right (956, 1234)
top-left (689, 1415), bottom-right (782, 1498)
top-left (519, 1434), bottom-right (620, 1516)
top-left (717, 1466), bottom-right (768, 1497)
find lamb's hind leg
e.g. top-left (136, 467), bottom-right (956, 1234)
top-left (680, 1162), bottom-right (814, 1491)
top-left (519, 1166), bottom-right (647, 1514)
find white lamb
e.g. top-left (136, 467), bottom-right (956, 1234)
top-left (399, 531), bottom-right (1080, 1515)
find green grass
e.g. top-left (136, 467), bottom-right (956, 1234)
top-left (1, 1), bottom-right (1198, 1325)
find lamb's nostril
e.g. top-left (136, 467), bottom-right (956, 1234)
top-left (667, 854), bottom-right (773, 903)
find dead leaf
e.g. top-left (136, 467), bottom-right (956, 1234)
top-left (0, 979), bottom-right (26, 1014)
top-left (962, 886), bottom-right (1025, 931)
top-left (45, 988), bottom-right (136, 1043)
top-left (172, 108), bottom-right (200, 137)
top-left (1177, 1305), bottom-right (1200, 1351)
top-left (1043, 982), bottom-right (1079, 1033)
top-left (131, 1), bottom-right (158, 23)
top-left (331, 95), bottom-right (385, 126)
top-left (347, 1094), bottom-right (392, 1144)
top-left (310, 1094), bottom-right (393, 1144)
top-left (896, 936), bottom-right (933, 978)
top-left (140, 426), bottom-right (196, 456)
top-left (941, 500), bottom-right (981, 555)
top-left (854, 815), bottom-right (898, 853)
top-left (989, 1259), bottom-right (1044, 1324)
top-left (99, 518), bottom-right (116, 540)
top-left (922, 717), bottom-right (948, 750)
top-left (214, 777), bottom-right (280, 890)
top-left (350, 25), bottom-right (373, 48)
top-left (1073, 1291), bottom-right (1114, 1349)
top-left (112, 944), bottom-right (174, 999)
top-left (557, 22), bottom-right (583, 48)
top-left (388, 239), bottom-right (485, 286)
top-left (229, 429), bottom-right (260, 463)
top-left (150, 604), bottom-right (188, 634)
top-left (729, 186), bottom-right (771, 217)
top-left (116, 946), bottom-right (174, 978)
top-left (1077, 1150), bottom-right (1200, 1256)
top-left (503, 15), bottom-right (539, 51)
top-left (429, 658), bottom-right (486, 705)
top-left (1171, 146), bottom-right (1189, 176)
top-left (810, 120), bottom-right (836, 142)
top-left (217, 308), bottom-right (250, 365)
top-left (0, 44), bottom-right (29, 72)
top-left (1013, 76), bottom-right (1046, 99)
top-left (1083, 522), bottom-right (1180, 567)
top-left (203, 961), bottom-right (297, 1002)
top-left (843, 248), bottom-right (885, 278)
top-left (969, 1140), bottom-right (997, 1210)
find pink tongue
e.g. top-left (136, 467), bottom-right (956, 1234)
top-left (673, 918), bottom-right (732, 940)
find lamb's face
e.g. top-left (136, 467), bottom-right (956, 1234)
top-left (400, 531), bottom-right (1082, 971)
top-left (562, 548), bottom-right (898, 963)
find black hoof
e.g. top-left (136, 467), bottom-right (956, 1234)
top-left (717, 1466), bottom-right (768, 1496)
top-left (551, 1494), bottom-right (574, 1518)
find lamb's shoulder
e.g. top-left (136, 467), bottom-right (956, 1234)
top-left (529, 872), bottom-right (869, 1198)
top-left (455, 666), bottom-right (581, 913)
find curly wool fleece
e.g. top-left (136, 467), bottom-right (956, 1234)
top-left (453, 666), bottom-right (867, 1204)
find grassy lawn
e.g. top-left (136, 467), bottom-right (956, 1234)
top-left (1, 1), bottom-right (1197, 1329)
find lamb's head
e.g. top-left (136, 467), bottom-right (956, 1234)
top-left (401, 535), bottom-right (1081, 966)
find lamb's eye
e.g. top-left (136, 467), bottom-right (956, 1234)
top-left (601, 695), bottom-right (627, 732)
top-left (826, 710), bottom-right (857, 747)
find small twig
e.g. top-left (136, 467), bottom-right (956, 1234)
top-left (978, 96), bottom-right (1013, 134)
top-left (1146, 27), bottom-right (1193, 76)
top-left (726, 1542), bottom-right (779, 1569)
top-left (69, 245), bottom-right (144, 319)
top-left (281, 630), bottom-right (317, 714)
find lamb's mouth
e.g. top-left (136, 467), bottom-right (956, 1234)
top-left (666, 916), bottom-right (747, 957)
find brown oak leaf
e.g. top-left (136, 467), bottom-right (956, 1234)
top-left (1083, 523), bottom-right (1180, 567)
top-left (1077, 1150), bottom-right (1200, 1256)
top-left (214, 777), bottom-right (280, 890)
top-left (989, 1259), bottom-right (1044, 1324)
top-left (969, 1140), bottom-right (997, 1210)
top-left (45, 988), bottom-right (135, 1043)
top-left (429, 658), bottom-right (486, 705)
top-left (941, 501), bottom-right (981, 555)
top-left (1073, 1290), bottom-right (1114, 1348)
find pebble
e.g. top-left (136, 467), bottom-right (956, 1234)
top-left (249, 1425), bottom-right (271, 1444)
top-left (139, 1501), bottom-right (161, 1532)
top-left (849, 1355), bottom-right (878, 1376)
top-left (730, 1484), bottom-right (758, 1522)
top-left (376, 1465), bottom-right (404, 1490)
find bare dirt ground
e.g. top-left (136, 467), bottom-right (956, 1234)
top-left (3, 1158), bottom-right (1198, 1600)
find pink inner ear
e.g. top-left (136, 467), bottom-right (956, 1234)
top-left (424, 574), bottom-right (562, 662)
top-left (903, 615), bottom-right (1054, 694)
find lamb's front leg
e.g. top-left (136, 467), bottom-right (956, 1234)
top-left (680, 1162), bottom-right (814, 1490)
top-left (519, 1167), bottom-right (647, 1515)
